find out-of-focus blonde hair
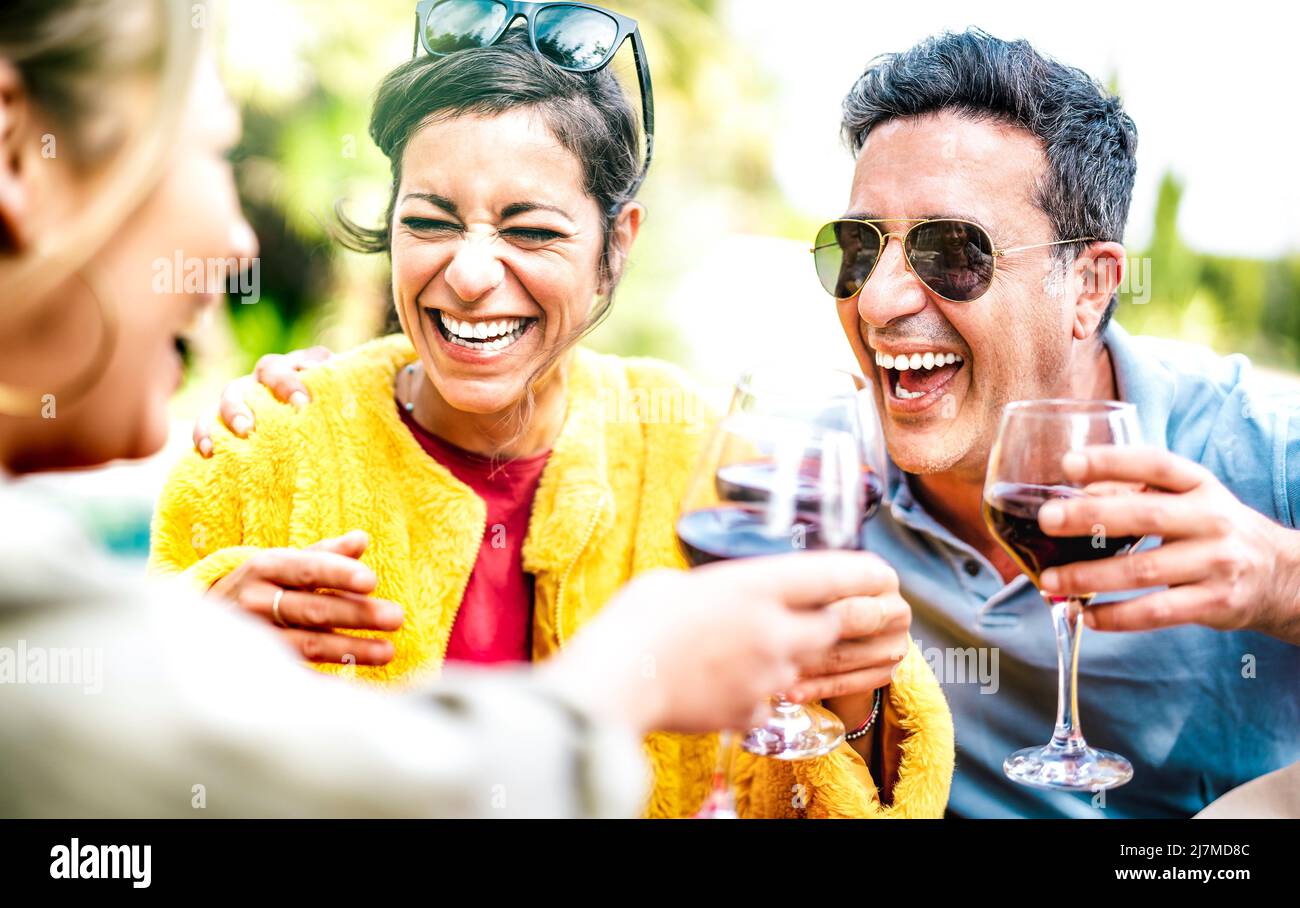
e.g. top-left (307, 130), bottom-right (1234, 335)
top-left (0, 0), bottom-right (202, 325)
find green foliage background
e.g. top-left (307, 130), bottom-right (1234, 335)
top-left (183, 0), bottom-right (1299, 414)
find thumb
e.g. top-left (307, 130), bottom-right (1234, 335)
top-left (307, 530), bottom-right (369, 559)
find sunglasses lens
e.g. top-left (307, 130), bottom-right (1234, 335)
top-left (424, 0), bottom-right (509, 54)
top-left (534, 5), bottom-right (620, 71)
top-left (814, 221), bottom-right (880, 299)
top-left (905, 220), bottom-right (995, 301)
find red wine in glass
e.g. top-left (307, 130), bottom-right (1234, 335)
top-left (676, 507), bottom-right (830, 566)
top-left (981, 482), bottom-right (1139, 587)
top-left (711, 460), bottom-right (883, 524)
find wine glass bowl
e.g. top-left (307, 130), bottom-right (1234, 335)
top-left (676, 366), bottom-right (879, 764)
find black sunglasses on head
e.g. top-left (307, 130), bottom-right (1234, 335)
top-left (413, 0), bottom-right (655, 194)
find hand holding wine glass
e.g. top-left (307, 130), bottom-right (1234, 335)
top-left (677, 367), bottom-right (884, 762)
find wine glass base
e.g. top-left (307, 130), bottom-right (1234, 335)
top-left (693, 800), bottom-right (739, 820)
top-left (1003, 743), bottom-right (1134, 792)
top-left (741, 703), bottom-right (845, 761)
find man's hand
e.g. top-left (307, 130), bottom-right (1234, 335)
top-left (1037, 445), bottom-right (1300, 643)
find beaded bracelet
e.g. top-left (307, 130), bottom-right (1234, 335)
top-left (844, 688), bottom-right (883, 742)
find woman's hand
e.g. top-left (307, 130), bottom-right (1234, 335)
top-left (543, 552), bottom-right (904, 736)
top-left (193, 345), bottom-right (334, 457)
top-left (784, 561), bottom-right (912, 737)
top-left (208, 530), bottom-right (404, 665)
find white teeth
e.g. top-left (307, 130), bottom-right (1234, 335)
top-left (436, 310), bottom-right (533, 352)
top-left (893, 379), bottom-right (925, 400)
top-left (873, 348), bottom-right (966, 373)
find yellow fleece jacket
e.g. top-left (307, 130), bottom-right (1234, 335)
top-left (149, 334), bottom-right (954, 818)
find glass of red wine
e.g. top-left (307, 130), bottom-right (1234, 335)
top-left (676, 367), bottom-right (881, 796)
top-left (982, 399), bottom-right (1144, 792)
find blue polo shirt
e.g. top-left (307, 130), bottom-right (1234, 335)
top-left (865, 322), bottom-right (1300, 817)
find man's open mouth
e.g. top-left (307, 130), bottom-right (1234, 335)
top-left (431, 309), bottom-right (538, 353)
top-left (873, 348), bottom-right (965, 402)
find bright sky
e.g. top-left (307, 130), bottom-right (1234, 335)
top-left (728, 0), bottom-right (1300, 258)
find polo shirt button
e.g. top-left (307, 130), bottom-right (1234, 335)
top-left (963, 559), bottom-right (981, 577)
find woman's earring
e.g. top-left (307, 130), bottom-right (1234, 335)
top-left (0, 269), bottom-right (118, 417)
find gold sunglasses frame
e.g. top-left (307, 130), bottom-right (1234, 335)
top-left (811, 218), bottom-right (1095, 303)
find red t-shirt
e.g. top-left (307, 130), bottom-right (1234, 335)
top-left (399, 406), bottom-right (551, 664)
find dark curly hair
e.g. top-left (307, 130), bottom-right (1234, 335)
top-left (841, 28), bottom-right (1138, 332)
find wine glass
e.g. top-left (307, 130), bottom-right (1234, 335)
top-left (676, 366), bottom-right (874, 792)
top-left (981, 399), bottom-right (1144, 792)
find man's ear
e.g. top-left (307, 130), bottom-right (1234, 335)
top-left (0, 59), bottom-right (32, 252)
top-left (1070, 241), bottom-right (1125, 341)
top-left (601, 200), bottom-right (644, 295)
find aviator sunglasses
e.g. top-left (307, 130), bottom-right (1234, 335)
top-left (813, 218), bottom-right (1095, 303)
top-left (414, 0), bottom-right (655, 194)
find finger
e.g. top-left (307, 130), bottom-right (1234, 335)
top-left (306, 530), bottom-right (370, 560)
top-left (247, 549), bottom-right (377, 594)
top-left (695, 551), bottom-right (899, 611)
top-left (1040, 539), bottom-right (1213, 597)
top-left (282, 629), bottom-right (395, 665)
top-left (1038, 491), bottom-right (1204, 540)
top-left (1062, 445), bottom-right (1209, 494)
top-left (787, 665), bottom-right (899, 703)
top-left (288, 345), bottom-right (333, 367)
top-left (218, 375), bottom-right (259, 437)
top-left (275, 589), bottom-right (403, 631)
top-left (796, 632), bottom-right (909, 678)
top-left (830, 595), bottom-right (911, 638)
top-left (1082, 585), bottom-right (1223, 632)
top-left (256, 351), bottom-right (314, 406)
top-left (238, 581), bottom-right (400, 631)
top-left (192, 410), bottom-right (216, 458)
top-left (774, 608), bottom-right (844, 662)
top-left (254, 346), bottom-right (323, 403)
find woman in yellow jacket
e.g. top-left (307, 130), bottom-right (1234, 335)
top-left (151, 21), bottom-right (954, 818)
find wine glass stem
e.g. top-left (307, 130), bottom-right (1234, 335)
top-left (707, 731), bottom-right (737, 812)
top-left (1047, 596), bottom-right (1088, 753)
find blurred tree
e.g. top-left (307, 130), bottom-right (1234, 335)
top-left (1120, 170), bottom-right (1300, 370)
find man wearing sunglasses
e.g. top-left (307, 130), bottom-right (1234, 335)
top-left (814, 29), bottom-right (1299, 818)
